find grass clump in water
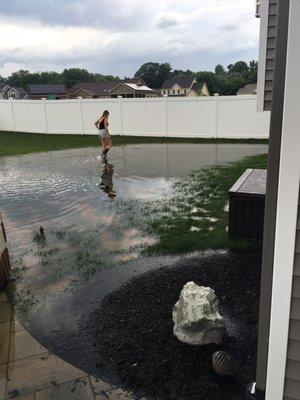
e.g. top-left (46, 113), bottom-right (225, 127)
top-left (142, 153), bottom-right (268, 254)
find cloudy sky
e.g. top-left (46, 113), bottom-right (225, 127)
top-left (0, 0), bottom-right (260, 78)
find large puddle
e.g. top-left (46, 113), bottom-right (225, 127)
top-left (1, 143), bottom-right (267, 252)
top-left (0, 142), bottom-right (267, 388)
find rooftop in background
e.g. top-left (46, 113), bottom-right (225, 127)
top-left (161, 77), bottom-right (195, 90)
top-left (160, 77), bottom-right (210, 97)
top-left (0, 82), bottom-right (10, 92)
top-left (27, 84), bottom-right (67, 95)
top-left (69, 81), bottom-right (118, 96)
top-left (69, 79), bottom-right (156, 98)
top-left (191, 81), bottom-right (207, 93)
top-left (237, 83), bottom-right (257, 95)
top-left (14, 87), bottom-right (28, 99)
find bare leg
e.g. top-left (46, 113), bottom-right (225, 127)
top-left (101, 139), bottom-right (106, 153)
top-left (101, 138), bottom-right (112, 156)
top-left (105, 138), bottom-right (112, 152)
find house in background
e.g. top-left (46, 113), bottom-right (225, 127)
top-left (0, 82), bottom-right (11, 99)
top-left (27, 84), bottom-right (67, 100)
top-left (0, 83), bottom-right (28, 99)
top-left (160, 78), bottom-right (210, 97)
top-left (236, 83), bottom-right (257, 95)
top-left (6, 87), bottom-right (28, 99)
top-left (68, 79), bottom-right (157, 99)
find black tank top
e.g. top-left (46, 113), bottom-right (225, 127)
top-left (99, 118), bottom-right (107, 129)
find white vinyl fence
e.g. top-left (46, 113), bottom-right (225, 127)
top-left (0, 95), bottom-right (270, 139)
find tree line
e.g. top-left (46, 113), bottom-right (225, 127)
top-left (2, 69), bottom-right (119, 90)
top-left (134, 61), bottom-right (258, 95)
top-left (1, 60), bottom-right (257, 95)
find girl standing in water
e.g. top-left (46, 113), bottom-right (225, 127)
top-left (95, 110), bottom-right (112, 162)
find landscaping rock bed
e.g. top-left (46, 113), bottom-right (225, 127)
top-left (89, 249), bottom-right (261, 400)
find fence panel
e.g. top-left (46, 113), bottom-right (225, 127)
top-left (217, 96), bottom-right (270, 138)
top-left (0, 100), bottom-right (14, 131)
top-left (0, 96), bottom-right (271, 139)
top-left (13, 100), bottom-right (47, 133)
top-left (166, 97), bottom-right (216, 137)
top-left (122, 98), bottom-right (166, 136)
top-left (45, 100), bottom-right (82, 134)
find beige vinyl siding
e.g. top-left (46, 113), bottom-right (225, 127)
top-left (264, 0), bottom-right (278, 111)
top-left (201, 84), bottom-right (210, 96)
top-left (284, 196), bottom-right (300, 400)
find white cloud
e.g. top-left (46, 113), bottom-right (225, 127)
top-left (156, 12), bottom-right (187, 29)
top-left (0, 0), bottom-right (260, 77)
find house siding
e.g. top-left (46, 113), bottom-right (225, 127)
top-left (264, 0), bottom-right (278, 111)
top-left (284, 192), bottom-right (300, 400)
top-left (70, 89), bottom-right (93, 99)
top-left (201, 84), bottom-right (209, 96)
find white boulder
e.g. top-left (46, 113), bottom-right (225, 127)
top-left (172, 281), bottom-right (224, 346)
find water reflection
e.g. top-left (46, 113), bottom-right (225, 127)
top-left (98, 163), bottom-right (116, 199)
top-left (0, 142), bottom-right (267, 317)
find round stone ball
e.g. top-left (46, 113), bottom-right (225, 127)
top-left (212, 351), bottom-right (238, 377)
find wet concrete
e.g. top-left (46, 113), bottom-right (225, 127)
top-left (0, 143), bottom-right (267, 382)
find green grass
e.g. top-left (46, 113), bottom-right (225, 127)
top-left (141, 153), bottom-right (268, 254)
top-left (0, 131), bottom-right (268, 157)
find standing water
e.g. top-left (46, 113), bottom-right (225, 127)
top-left (0, 142), bottom-right (267, 386)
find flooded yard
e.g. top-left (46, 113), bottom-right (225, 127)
top-left (0, 142), bottom-right (267, 399)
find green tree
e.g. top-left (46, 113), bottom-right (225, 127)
top-left (195, 71), bottom-right (226, 95)
top-left (227, 61), bottom-right (249, 74)
top-left (171, 69), bottom-right (195, 79)
top-left (246, 60), bottom-right (258, 83)
top-left (134, 62), bottom-right (172, 88)
top-left (62, 68), bottom-right (93, 87)
top-left (7, 70), bottom-right (31, 89)
top-left (222, 73), bottom-right (247, 95)
top-left (215, 64), bottom-right (226, 76)
top-left (39, 71), bottom-right (64, 85)
top-left (94, 73), bottom-right (119, 82)
top-left (6, 68), bottom-right (119, 89)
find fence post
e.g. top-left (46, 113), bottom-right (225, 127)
top-left (42, 98), bottom-right (49, 134)
top-left (163, 95), bottom-right (168, 137)
top-left (118, 95), bottom-right (124, 136)
top-left (78, 97), bottom-right (84, 135)
top-left (10, 98), bottom-right (16, 133)
top-left (214, 93), bottom-right (219, 138)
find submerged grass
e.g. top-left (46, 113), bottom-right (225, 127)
top-left (142, 153), bottom-right (268, 254)
top-left (7, 152), bottom-right (268, 314)
top-left (0, 131), bottom-right (268, 157)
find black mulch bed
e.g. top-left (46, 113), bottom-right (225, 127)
top-left (87, 249), bottom-right (262, 400)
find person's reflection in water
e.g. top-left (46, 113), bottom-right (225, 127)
top-left (98, 163), bottom-right (116, 199)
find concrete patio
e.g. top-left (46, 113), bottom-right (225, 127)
top-left (0, 291), bottom-right (144, 400)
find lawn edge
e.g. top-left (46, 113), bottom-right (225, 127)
top-left (1, 131), bottom-right (269, 157)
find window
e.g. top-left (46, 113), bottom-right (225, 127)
top-left (178, 89), bottom-right (180, 94)
top-left (184, 89), bottom-right (187, 94)
top-left (173, 90), bottom-right (175, 94)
